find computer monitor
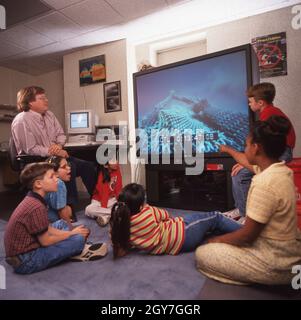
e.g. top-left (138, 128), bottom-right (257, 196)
top-left (67, 109), bottom-right (95, 134)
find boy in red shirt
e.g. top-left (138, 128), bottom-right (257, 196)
top-left (225, 82), bottom-right (296, 219)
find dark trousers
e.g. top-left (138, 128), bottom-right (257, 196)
top-left (65, 156), bottom-right (97, 204)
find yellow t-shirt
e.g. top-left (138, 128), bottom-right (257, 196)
top-left (246, 161), bottom-right (299, 241)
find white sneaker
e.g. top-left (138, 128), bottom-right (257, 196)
top-left (237, 216), bottom-right (246, 224)
top-left (221, 208), bottom-right (241, 221)
top-left (70, 243), bottom-right (108, 262)
top-left (96, 216), bottom-right (110, 227)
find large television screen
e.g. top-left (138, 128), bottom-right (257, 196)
top-left (133, 44), bottom-right (258, 158)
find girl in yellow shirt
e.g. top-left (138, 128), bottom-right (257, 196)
top-left (196, 115), bottom-right (301, 285)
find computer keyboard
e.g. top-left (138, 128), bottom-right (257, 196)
top-left (64, 141), bottom-right (93, 147)
top-left (64, 141), bottom-right (126, 147)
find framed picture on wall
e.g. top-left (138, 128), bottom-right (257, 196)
top-left (79, 55), bottom-right (106, 86)
top-left (104, 81), bottom-right (122, 113)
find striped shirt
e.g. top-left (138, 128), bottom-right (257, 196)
top-left (130, 206), bottom-right (185, 255)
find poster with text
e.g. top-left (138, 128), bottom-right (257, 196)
top-left (251, 32), bottom-right (287, 78)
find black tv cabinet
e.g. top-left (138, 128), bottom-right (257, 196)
top-left (145, 158), bottom-right (236, 212)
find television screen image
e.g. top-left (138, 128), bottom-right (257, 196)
top-left (134, 45), bottom-right (258, 157)
top-left (70, 112), bottom-right (89, 129)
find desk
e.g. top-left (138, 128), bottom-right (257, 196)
top-left (64, 144), bottom-right (100, 162)
top-left (0, 150), bottom-right (19, 186)
top-left (64, 141), bottom-right (128, 163)
top-left (0, 150), bottom-right (8, 161)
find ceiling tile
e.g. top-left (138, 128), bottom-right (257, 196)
top-left (0, 41), bottom-right (26, 60)
top-left (25, 42), bottom-right (75, 60)
top-left (61, 0), bottom-right (124, 31)
top-left (0, 25), bottom-right (54, 50)
top-left (0, 55), bottom-right (62, 75)
top-left (106, 0), bottom-right (167, 20)
top-left (0, 59), bottom-right (43, 75)
top-left (42, 0), bottom-right (84, 10)
top-left (25, 12), bottom-right (86, 41)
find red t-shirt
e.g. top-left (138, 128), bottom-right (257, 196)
top-left (259, 105), bottom-right (296, 149)
top-left (92, 165), bottom-right (123, 208)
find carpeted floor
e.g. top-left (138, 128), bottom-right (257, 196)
top-left (0, 209), bottom-right (206, 300)
top-left (0, 209), bottom-right (300, 300)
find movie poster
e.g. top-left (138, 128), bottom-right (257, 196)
top-left (251, 32), bottom-right (287, 78)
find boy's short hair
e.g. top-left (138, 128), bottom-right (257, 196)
top-left (17, 86), bottom-right (45, 112)
top-left (246, 82), bottom-right (276, 104)
top-left (20, 162), bottom-right (54, 190)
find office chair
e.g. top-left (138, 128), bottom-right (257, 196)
top-left (8, 137), bottom-right (47, 172)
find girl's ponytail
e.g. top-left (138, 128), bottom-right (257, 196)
top-left (110, 183), bottom-right (146, 258)
top-left (110, 202), bottom-right (131, 259)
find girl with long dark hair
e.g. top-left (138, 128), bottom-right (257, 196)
top-left (110, 183), bottom-right (241, 259)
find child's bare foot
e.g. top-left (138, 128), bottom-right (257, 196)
top-left (116, 247), bottom-right (128, 257)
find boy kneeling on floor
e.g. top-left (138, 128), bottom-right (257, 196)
top-left (4, 162), bottom-right (107, 275)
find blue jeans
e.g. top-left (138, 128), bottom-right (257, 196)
top-left (14, 220), bottom-right (85, 274)
top-left (232, 146), bottom-right (293, 216)
top-left (65, 156), bottom-right (97, 204)
top-left (180, 211), bottom-right (242, 252)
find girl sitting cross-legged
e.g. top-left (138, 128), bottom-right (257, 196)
top-left (109, 183), bottom-right (242, 258)
top-left (195, 115), bottom-right (301, 285)
top-left (85, 159), bottom-right (122, 227)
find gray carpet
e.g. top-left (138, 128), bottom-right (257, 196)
top-left (0, 209), bottom-right (205, 300)
top-left (1, 209), bottom-right (300, 300)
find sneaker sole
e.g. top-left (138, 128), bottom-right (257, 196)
top-left (71, 243), bottom-right (108, 262)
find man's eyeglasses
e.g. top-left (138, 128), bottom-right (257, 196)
top-left (36, 96), bottom-right (48, 101)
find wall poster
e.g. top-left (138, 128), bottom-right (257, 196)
top-left (251, 32), bottom-right (287, 78)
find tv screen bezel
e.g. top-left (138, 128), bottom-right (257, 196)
top-left (133, 43), bottom-right (258, 160)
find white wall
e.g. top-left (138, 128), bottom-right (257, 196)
top-left (63, 39), bottom-right (131, 185)
top-left (63, 40), bottom-right (128, 125)
top-left (35, 70), bottom-right (65, 129)
top-left (0, 67), bottom-right (34, 191)
top-left (0, 66), bottom-right (34, 143)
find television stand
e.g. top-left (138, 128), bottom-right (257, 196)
top-left (145, 158), bottom-right (236, 212)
